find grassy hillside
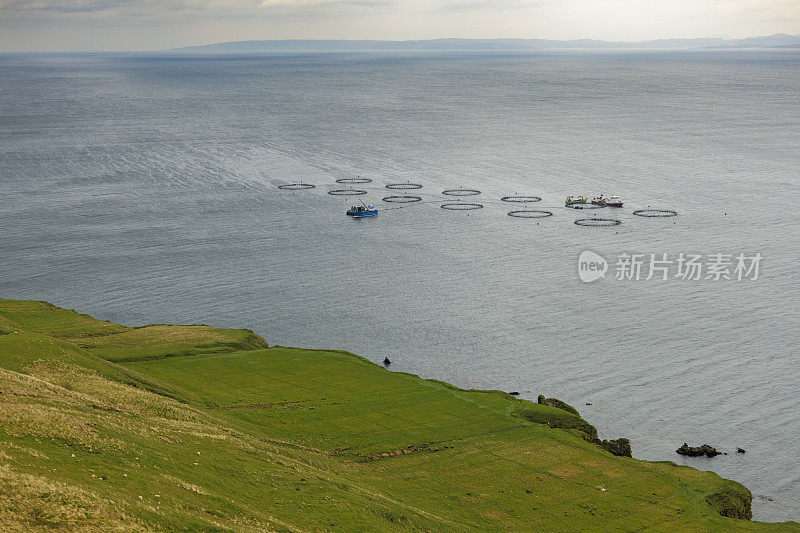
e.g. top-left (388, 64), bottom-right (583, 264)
top-left (0, 299), bottom-right (797, 531)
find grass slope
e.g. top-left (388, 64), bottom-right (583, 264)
top-left (0, 299), bottom-right (796, 531)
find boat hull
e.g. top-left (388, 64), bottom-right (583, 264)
top-left (351, 210), bottom-right (378, 218)
top-left (565, 196), bottom-right (587, 206)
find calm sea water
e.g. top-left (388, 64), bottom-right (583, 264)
top-left (1, 50), bottom-right (798, 522)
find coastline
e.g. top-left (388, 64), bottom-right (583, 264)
top-left (0, 298), bottom-right (797, 530)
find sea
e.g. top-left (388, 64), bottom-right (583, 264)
top-left (1, 49), bottom-right (798, 522)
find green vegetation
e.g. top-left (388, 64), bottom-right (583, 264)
top-left (0, 298), bottom-right (797, 531)
top-left (537, 395), bottom-right (581, 416)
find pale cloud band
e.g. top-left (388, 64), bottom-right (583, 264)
top-left (0, 0), bottom-right (798, 51)
top-left (1, 0), bottom-right (390, 15)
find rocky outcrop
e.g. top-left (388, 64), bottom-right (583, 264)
top-left (530, 397), bottom-right (630, 457)
top-left (580, 436), bottom-right (633, 457)
top-left (517, 405), bottom-right (598, 440)
top-left (537, 395), bottom-right (580, 416)
top-left (676, 443), bottom-right (721, 457)
top-left (598, 438), bottom-right (632, 458)
top-left (707, 485), bottom-right (753, 520)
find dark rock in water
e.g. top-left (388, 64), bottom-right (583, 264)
top-left (383, 357), bottom-right (391, 366)
top-left (676, 443), bottom-right (721, 457)
top-left (737, 448), bottom-right (746, 454)
top-left (509, 391), bottom-right (520, 396)
top-left (703, 446), bottom-right (722, 457)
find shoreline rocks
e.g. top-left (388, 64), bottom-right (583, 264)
top-left (676, 443), bottom-right (721, 458)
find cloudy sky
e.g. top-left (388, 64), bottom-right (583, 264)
top-left (1, 0), bottom-right (798, 51)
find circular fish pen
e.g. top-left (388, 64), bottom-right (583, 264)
top-left (382, 195), bottom-right (422, 203)
top-left (385, 183), bottom-right (423, 190)
top-left (633, 209), bottom-right (678, 217)
top-left (442, 189), bottom-right (481, 196)
top-left (441, 202), bottom-right (483, 210)
top-left (574, 218), bottom-right (622, 227)
top-left (501, 196), bottom-right (542, 203)
top-left (508, 210), bottom-right (553, 218)
top-left (328, 189), bottom-right (367, 196)
top-left (335, 178), bottom-right (372, 184)
top-left (566, 203), bottom-right (604, 210)
top-left (278, 183), bottom-right (315, 190)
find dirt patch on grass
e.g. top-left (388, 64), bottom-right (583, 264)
top-left (548, 466), bottom-right (583, 478)
top-left (582, 460), bottom-right (607, 468)
top-left (162, 475), bottom-right (210, 496)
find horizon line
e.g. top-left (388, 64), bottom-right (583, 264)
top-left (3, 33), bottom-right (798, 55)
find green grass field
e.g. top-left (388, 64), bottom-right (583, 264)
top-left (1, 299), bottom-right (797, 531)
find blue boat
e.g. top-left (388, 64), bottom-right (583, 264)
top-left (346, 203), bottom-right (378, 218)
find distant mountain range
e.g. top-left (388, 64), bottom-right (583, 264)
top-left (172, 34), bottom-right (800, 53)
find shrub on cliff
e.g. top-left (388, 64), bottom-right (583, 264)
top-left (597, 438), bottom-right (632, 457)
top-left (537, 395), bottom-right (580, 416)
top-left (517, 405), bottom-right (598, 440)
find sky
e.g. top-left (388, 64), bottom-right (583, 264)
top-left (0, 0), bottom-right (799, 52)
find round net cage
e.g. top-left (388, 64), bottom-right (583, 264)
top-left (328, 189), bottom-right (367, 196)
top-left (508, 209), bottom-right (553, 218)
top-left (382, 195), bottom-right (422, 203)
top-left (335, 178), bottom-right (372, 184)
top-left (574, 218), bottom-right (622, 227)
top-left (501, 195), bottom-right (542, 203)
top-left (440, 202), bottom-right (483, 210)
top-left (385, 183), bottom-right (423, 190)
top-left (633, 209), bottom-right (678, 217)
top-left (566, 203), bottom-right (604, 210)
top-left (278, 183), bottom-right (315, 190)
top-left (442, 188), bottom-right (481, 196)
